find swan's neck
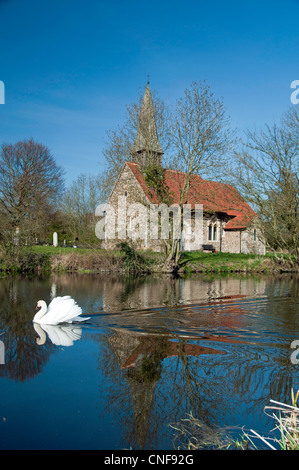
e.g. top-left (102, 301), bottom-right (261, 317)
top-left (33, 301), bottom-right (48, 321)
top-left (33, 323), bottom-right (47, 345)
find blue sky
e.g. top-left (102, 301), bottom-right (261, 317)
top-left (0, 0), bottom-right (298, 184)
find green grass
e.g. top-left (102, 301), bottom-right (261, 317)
top-left (28, 244), bottom-right (162, 273)
top-left (0, 245), bottom-right (51, 273)
top-left (181, 251), bottom-right (264, 263)
top-left (30, 245), bottom-right (98, 255)
top-left (179, 251), bottom-right (279, 273)
top-left (0, 244), bottom-right (296, 274)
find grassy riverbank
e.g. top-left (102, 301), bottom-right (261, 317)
top-left (178, 250), bottom-right (297, 274)
top-left (0, 244), bottom-right (297, 275)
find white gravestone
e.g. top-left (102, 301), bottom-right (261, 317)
top-left (53, 232), bottom-right (58, 247)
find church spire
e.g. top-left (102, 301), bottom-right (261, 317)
top-left (131, 82), bottom-right (163, 166)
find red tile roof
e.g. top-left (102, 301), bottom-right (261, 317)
top-left (125, 161), bottom-right (256, 230)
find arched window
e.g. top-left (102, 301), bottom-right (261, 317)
top-left (208, 224), bottom-right (218, 241)
top-left (213, 225), bottom-right (217, 241)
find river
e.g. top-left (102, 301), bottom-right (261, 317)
top-left (0, 272), bottom-right (298, 450)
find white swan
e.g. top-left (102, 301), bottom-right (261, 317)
top-left (33, 323), bottom-right (82, 346)
top-left (33, 295), bottom-right (90, 325)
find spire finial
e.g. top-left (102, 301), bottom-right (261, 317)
top-left (131, 79), bottom-right (164, 163)
top-left (147, 72), bottom-right (150, 85)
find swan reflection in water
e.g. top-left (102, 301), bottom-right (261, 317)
top-left (33, 322), bottom-right (82, 347)
top-left (32, 295), bottom-right (89, 347)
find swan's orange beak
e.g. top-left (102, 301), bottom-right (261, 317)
top-left (36, 304), bottom-right (39, 310)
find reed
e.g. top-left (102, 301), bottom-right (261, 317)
top-left (170, 412), bottom-right (239, 450)
top-left (245, 389), bottom-right (299, 450)
top-left (171, 390), bottom-right (299, 450)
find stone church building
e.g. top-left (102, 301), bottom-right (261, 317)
top-left (103, 83), bottom-right (265, 255)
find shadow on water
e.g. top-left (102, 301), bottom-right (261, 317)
top-left (0, 272), bottom-right (298, 449)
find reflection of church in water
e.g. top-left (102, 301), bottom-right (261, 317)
top-left (102, 276), bottom-right (266, 312)
top-left (104, 275), bottom-right (266, 449)
top-left (109, 329), bottom-right (222, 449)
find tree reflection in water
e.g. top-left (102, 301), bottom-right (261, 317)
top-left (0, 273), bottom-right (298, 449)
top-left (0, 276), bottom-right (56, 382)
top-left (93, 274), bottom-right (299, 449)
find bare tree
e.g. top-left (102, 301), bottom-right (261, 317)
top-left (61, 173), bottom-right (104, 244)
top-left (101, 86), bottom-right (172, 201)
top-left (167, 81), bottom-right (235, 264)
top-left (171, 81), bottom-right (235, 179)
top-left (0, 139), bottom-right (64, 242)
top-left (232, 106), bottom-right (299, 263)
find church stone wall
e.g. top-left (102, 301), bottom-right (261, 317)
top-left (241, 227), bottom-right (266, 255)
top-left (104, 165), bottom-right (151, 250)
top-left (103, 165), bottom-right (265, 255)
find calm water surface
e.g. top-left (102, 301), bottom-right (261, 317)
top-left (0, 273), bottom-right (298, 450)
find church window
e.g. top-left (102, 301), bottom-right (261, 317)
top-left (213, 226), bottom-right (217, 241)
top-left (208, 224), bottom-right (218, 241)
